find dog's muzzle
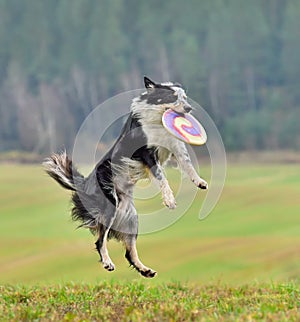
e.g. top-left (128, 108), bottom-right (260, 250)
top-left (184, 103), bottom-right (192, 113)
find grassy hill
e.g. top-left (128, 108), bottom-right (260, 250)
top-left (0, 162), bottom-right (299, 284)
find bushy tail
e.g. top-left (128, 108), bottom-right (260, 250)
top-left (43, 152), bottom-right (97, 229)
top-left (43, 151), bottom-right (84, 191)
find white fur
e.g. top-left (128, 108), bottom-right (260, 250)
top-left (131, 93), bottom-right (208, 190)
top-left (161, 81), bottom-right (175, 86)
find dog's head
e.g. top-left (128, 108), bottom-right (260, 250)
top-left (140, 77), bottom-right (192, 114)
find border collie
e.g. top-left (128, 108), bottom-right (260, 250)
top-left (43, 77), bottom-right (208, 278)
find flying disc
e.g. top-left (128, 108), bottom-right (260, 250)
top-left (162, 109), bottom-right (207, 145)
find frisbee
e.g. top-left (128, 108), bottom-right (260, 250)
top-left (162, 109), bottom-right (207, 145)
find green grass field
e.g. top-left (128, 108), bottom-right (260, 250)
top-left (0, 161), bottom-right (300, 320)
top-left (1, 282), bottom-right (299, 321)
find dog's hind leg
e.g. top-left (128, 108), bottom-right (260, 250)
top-left (95, 224), bottom-right (115, 271)
top-left (124, 235), bottom-right (157, 278)
top-left (118, 204), bottom-right (156, 278)
top-left (95, 203), bottom-right (117, 272)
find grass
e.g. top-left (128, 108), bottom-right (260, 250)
top-left (1, 281), bottom-right (299, 321)
top-left (0, 160), bottom-right (300, 320)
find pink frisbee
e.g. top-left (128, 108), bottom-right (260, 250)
top-left (162, 109), bottom-right (207, 145)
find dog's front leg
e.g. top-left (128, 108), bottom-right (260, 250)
top-left (142, 150), bottom-right (176, 209)
top-left (154, 165), bottom-right (177, 209)
top-left (173, 142), bottom-right (208, 190)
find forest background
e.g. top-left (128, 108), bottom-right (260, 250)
top-left (0, 0), bottom-right (299, 155)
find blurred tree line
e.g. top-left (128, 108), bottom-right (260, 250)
top-left (0, 0), bottom-right (299, 153)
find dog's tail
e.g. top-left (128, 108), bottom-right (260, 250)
top-left (43, 152), bottom-right (99, 230)
top-left (43, 151), bottom-right (84, 191)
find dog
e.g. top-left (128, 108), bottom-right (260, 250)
top-left (43, 77), bottom-right (208, 278)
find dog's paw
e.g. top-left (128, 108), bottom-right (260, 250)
top-left (140, 268), bottom-right (157, 278)
top-left (164, 199), bottom-right (177, 209)
top-left (102, 261), bottom-right (115, 272)
top-left (164, 197), bottom-right (176, 209)
top-left (194, 178), bottom-right (208, 190)
top-left (198, 180), bottom-right (208, 190)
top-left (163, 194), bottom-right (177, 209)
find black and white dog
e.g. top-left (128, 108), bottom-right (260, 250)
top-left (44, 77), bottom-right (208, 278)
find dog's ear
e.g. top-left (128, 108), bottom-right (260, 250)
top-left (144, 76), bottom-right (156, 89)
